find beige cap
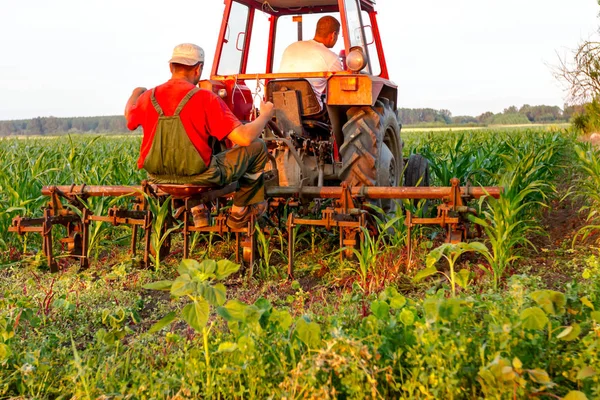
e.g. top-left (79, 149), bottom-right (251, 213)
top-left (169, 43), bottom-right (204, 66)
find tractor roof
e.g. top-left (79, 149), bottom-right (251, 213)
top-left (237, 0), bottom-right (376, 14)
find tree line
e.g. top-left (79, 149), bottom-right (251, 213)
top-left (397, 104), bottom-right (580, 127)
top-left (0, 103), bottom-right (581, 136)
top-left (0, 116), bottom-right (132, 136)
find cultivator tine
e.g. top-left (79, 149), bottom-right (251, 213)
top-left (80, 208), bottom-right (90, 270)
top-left (287, 213), bottom-right (295, 279)
top-left (143, 210), bottom-right (152, 269)
top-left (42, 208), bottom-right (58, 273)
top-left (182, 200), bottom-right (190, 259)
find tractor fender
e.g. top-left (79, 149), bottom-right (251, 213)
top-left (326, 75), bottom-right (397, 109)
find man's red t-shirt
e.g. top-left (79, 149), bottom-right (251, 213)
top-left (126, 79), bottom-right (242, 169)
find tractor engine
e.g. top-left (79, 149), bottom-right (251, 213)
top-left (264, 79), bottom-right (339, 187)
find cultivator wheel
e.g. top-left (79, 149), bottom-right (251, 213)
top-left (404, 154), bottom-right (430, 188)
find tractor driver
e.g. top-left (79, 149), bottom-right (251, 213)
top-left (278, 15), bottom-right (343, 103)
top-left (124, 43), bottom-right (275, 229)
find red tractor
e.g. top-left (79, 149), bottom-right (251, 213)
top-left (200, 0), bottom-right (406, 212)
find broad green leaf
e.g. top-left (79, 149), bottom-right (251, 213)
top-left (254, 298), bottom-right (272, 312)
top-left (371, 300), bottom-right (390, 320)
top-left (467, 241), bottom-right (489, 253)
top-left (423, 299), bottom-right (440, 323)
top-left (414, 266), bottom-right (438, 282)
top-left (455, 269), bottom-right (471, 289)
top-left (563, 391), bottom-right (588, 400)
top-left (142, 280), bottom-right (173, 291)
top-left (181, 298), bottom-right (209, 332)
top-left (217, 300), bottom-right (247, 321)
top-left (198, 259), bottom-right (217, 275)
top-left (520, 307), bottom-right (549, 330)
top-left (216, 342), bottom-right (238, 353)
top-left (399, 308), bottom-right (415, 326)
top-left (581, 296), bottom-right (595, 310)
top-left (379, 287), bottom-right (399, 302)
top-left (439, 298), bottom-right (463, 322)
top-left (425, 248), bottom-right (444, 269)
top-left (527, 368), bottom-right (552, 384)
top-left (557, 324), bottom-right (581, 341)
top-left (178, 259), bottom-right (200, 276)
top-left (591, 311), bottom-right (600, 322)
top-left (576, 366), bottom-right (596, 380)
top-left (0, 343), bottom-right (9, 362)
top-left (148, 312), bottom-right (177, 334)
top-left (215, 260), bottom-right (240, 280)
top-left (389, 294), bottom-right (407, 309)
top-left (269, 309), bottom-right (292, 331)
top-left (199, 282), bottom-right (226, 307)
top-left (243, 305), bottom-right (263, 324)
top-left (530, 290), bottom-right (566, 315)
top-left (171, 275), bottom-right (195, 297)
top-left (295, 317), bottom-right (321, 348)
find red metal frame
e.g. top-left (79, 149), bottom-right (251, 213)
top-left (212, 0), bottom-right (387, 78)
top-left (368, 10), bottom-right (388, 80)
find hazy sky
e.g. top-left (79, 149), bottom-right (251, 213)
top-left (0, 0), bottom-right (598, 120)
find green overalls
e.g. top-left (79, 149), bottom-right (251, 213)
top-left (143, 87), bottom-right (268, 206)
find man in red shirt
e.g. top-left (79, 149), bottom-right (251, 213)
top-left (125, 43), bottom-right (274, 229)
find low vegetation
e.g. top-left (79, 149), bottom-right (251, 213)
top-left (1, 126), bottom-right (599, 398)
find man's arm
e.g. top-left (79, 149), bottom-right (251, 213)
top-left (124, 87), bottom-right (147, 121)
top-left (227, 101), bottom-right (274, 146)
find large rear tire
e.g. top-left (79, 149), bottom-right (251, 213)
top-left (339, 99), bottom-right (403, 213)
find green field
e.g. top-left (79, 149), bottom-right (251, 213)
top-left (1, 127), bottom-right (599, 398)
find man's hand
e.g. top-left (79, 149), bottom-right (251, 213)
top-left (259, 100), bottom-right (275, 119)
top-left (228, 100), bottom-right (275, 147)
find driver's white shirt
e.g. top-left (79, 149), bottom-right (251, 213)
top-left (278, 39), bottom-right (343, 101)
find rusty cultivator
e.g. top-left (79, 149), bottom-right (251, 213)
top-left (9, 179), bottom-right (501, 276)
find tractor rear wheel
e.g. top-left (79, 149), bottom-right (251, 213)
top-left (339, 100), bottom-right (403, 213)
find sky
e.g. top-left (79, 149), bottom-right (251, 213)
top-left (0, 0), bottom-right (598, 120)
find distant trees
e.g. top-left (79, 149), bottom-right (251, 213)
top-left (0, 103), bottom-right (571, 137)
top-left (397, 108), bottom-right (452, 125)
top-left (397, 105), bottom-right (569, 127)
top-left (0, 116), bottom-right (133, 136)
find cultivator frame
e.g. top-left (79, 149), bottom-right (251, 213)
top-left (9, 179), bottom-right (500, 276)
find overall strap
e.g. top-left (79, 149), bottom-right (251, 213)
top-left (174, 87), bottom-right (200, 116)
top-left (150, 89), bottom-right (164, 116)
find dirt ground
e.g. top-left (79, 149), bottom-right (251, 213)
top-left (524, 183), bottom-right (596, 290)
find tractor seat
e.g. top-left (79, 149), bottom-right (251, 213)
top-left (156, 182), bottom-right (237, 200)
top-left (266, 79), bottom-right (324, 118)
top-left (157, 184), bottom-right (215, 197)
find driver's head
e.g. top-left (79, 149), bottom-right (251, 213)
top-left (314, 16), bottom-right (340, 48)
top-left (168, 43), bottom-right (205, 85)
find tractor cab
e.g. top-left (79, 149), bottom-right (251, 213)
top-left (202, 0), bottom-right (402, 208)
top-left (202, 0), bottom-right (393, 119)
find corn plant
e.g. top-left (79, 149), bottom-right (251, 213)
top-left (143, 193), bottom-right (181, 270)
top-left (469, 134), bottom-right (565, 289)
top-left (255, 225), bottom-right (286, 280)
top-left (571, 142), bottom-right (600, 245)
top-left (413, 242), bottom-right (490, 297)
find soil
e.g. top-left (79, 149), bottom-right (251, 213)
top-left (522, 185), bottom-right (597, 290)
